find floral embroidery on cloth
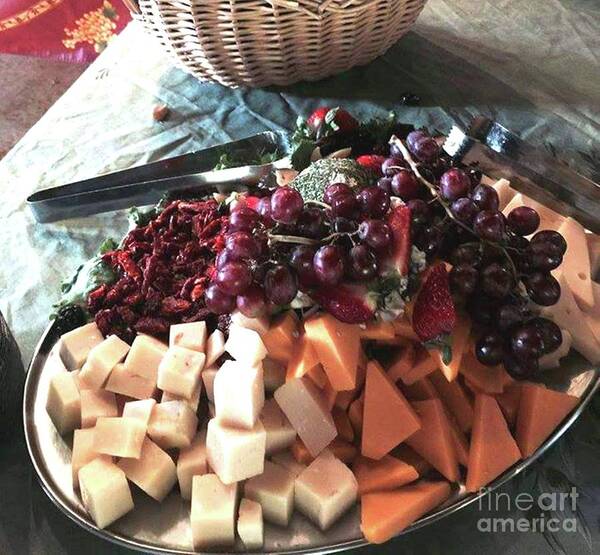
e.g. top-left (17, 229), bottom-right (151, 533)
top-left (63, 1), bottom-right (120, 53)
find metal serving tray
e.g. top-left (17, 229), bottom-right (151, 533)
top-left (24, 321), bottom-right (599, 554)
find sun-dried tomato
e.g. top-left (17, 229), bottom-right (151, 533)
top-left (161, 296), bottom-right (192, 315)
top-left (87, 284), bottom-right (108, 312)
top-left (134, 316), bottom-right (169, 336)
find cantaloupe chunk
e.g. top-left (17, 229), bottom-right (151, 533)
top-left (392, 317), bottom-right (419, 341)
top-left (353, 452), bottom-right (425, 494)
top-left (406, 399), bottom-right (459, 482)
top-left (362, 361), bottom-right (421, 460)
top-left (306, 364), bottom-right (328, 389)
top-left (262, 311), bottom-right (299, 364)
top-left (359, 321), bottom-right (395, 341)
top-left (286, 334), bottom-right (319, 381)
top-left (428, 318), bottom-right (471, 382)
top-left (515, 384), bottom-right (578, 457)
top-left (361, 481), bottom-right (451, 543)
top-left (402, 377), bottom-right (438, 401)
top-left (495, 382), bottom-right (523, 428)
top-left (399, 347), bottom-right (438, 386)
top-left (348, 396), bottom-right (364, 438)
top-left (334, 363), bottom-right (366, 410)
top-left (386, 343), bottom-right (416, 383)
top-left (322, 380), bottom-right (337, 410)
top-left (446, 413), bottom-right (469, 467)
top-left (332, 407), bottom-right (354, 443)
top-left (460, 351), bottom-right (507, 394)
top-left (466, 394), bottom-right (521, 492)
top-left (304, 314), bottom-right (360, 391)
top-left (429, 370), bottom-right (474, 432)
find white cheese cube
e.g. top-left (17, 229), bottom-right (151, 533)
top-left (59, 322), bottom-right (104, 371)
top-left (122, 398), bottom-right (157, 426)
top-left (244, 460), bottom-right (295, 526)
top-left (294, 452), bottom-right (358, 530)
top-left (237, 498), bottom-right (263, 549)
top-left (170, 322), bottom-right (207, 352)
top-left (78, 335), bottom-right (130, 389)
top-left (214, 360), bottom-right (264, 430)
top-left (157, 346), bottom-right (205, 399)
top-left (274, 377), bottom-right (337, 457)
top-left (80, 390), bottom-right (118, 428)
top-left (124, 334), bottom-right (167, 383)
top-left (491, 178), bottom-right (515, 210)
top-left (46, 371), bottom-right (81, 434)
top-left (177, 429), bottom-right (208, 500)
top-left (202, 367), bottom-right (218, 402)
top-left (71, 428), bottom-right (112, 488)
top-left (261, 398), bottom-right (296, 455)
top-left (205, 330), bottom-right (225, 367)
top-left (191, 474), bottom-right (238, 548)
top-left (118, 437), bottom-right (177, 501)
top-left (206, 418), bottom-right (266, 485)
top-left (94, 417), bottom-right (146, 459)
top-left (78, 458), bottom-right (134, 529)
top-left (231, 310), bottom-right (269, 336)
top-left (225, 325), bottom-right (267, 366)
top-left (270, 451), bottom-right (307, 477)
top-left (105, 363), bottom-right (157, 400)
top-left (161, 378), bottom-right (202, 412)
top-left (72, 369), bottom-right (93, 391)
top-left (263, 358), bottom-right (286, 392)
top-left (147, 401), bottom-right (198, 449)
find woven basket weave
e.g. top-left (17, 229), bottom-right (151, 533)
top-left (128, 0), bottom-right (428, 88)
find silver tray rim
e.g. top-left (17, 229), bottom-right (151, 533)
top-left (23, 320), bottom-right (600, 555)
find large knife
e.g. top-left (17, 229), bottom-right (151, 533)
top-left (443, 117), bottom-right (600, 234)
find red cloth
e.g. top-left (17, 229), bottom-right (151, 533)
top-left (0, 0), bottom-right (131, 62)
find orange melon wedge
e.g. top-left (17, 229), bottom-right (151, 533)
top-left (306, 364), bottom-right (328, 389)
top-left (348, 395), bottom-right (364, 439)
top-left (353, 452), bottom-right (424, 495)
top-left (495, 382), bottom-right (523, 429)
top-left (428, 318), bottom-right (471, 381)
top-left (406, 398), bottom-right (460, 482)
top-left (460, 351), bottom-right (507, 394)
top-left (360, 320), bottom-right (396, 341)
top-left (515, 383), bottom-right (579, 457)
top-left (332, 406), bottom-right (354, 443)
top-left (392, 317), bottom-right (419, 341)
top-left (361, 481), bottom-right (452, 544)
top-left (465, 394), bottom-right (521, 492)
top-left (429, 370), bottom-right (474, 432)
top-left (262, 311), bottom-right (299, 364)
top-left (386, 343), bottom-right (416, 383)
top-left (304, 313), bottom-right (360, 391)
top-left (361, 361), bottom-right (421, 460)
top-left (400, 347), bottom-right (438, 385)
top-left (446, 412), bottom-right (469, 467)
top-left (402, 377), bottom-right (438, 401)
top-left (286, 334), bottom-right (319, 381)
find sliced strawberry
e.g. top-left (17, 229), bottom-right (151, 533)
top-left (385, 204), bottom-right (412, 276)
top-left (356, 154), bottom-right (385, 176)
top-left (412, 264), bottom-right (457, 341)
top-left (333, 108), bottom-right (359, 134)
top-left (307, 107), bottom-right (330, 133)
top-left (313, 283), bottom-right (377, 324)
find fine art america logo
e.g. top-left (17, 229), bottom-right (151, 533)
top-left (477, 487), bottom-right (579, 533)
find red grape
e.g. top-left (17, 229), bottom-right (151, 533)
top-left (504, 353), bottom-right (539, 379)
top-left (216, 249), bottom-right (238, 269)
top-left (439, 168), bottom-right (470, 200)
top-left (381, 157), bottom-right (404, 177)
top-left (332, 217), bottom-right (358, 233)
top-left (449, 264), bottom-right (479, 296)
top-left (525, 272), bottom-right (561, 306)
top-left (313, 245), bottom-right (345, 285)
top-left (412, 137), bottom-right (439, 163)
top-left (205, 283), bottom-right (235, 314)
top-left (471, 184), bottom-right (499, 211)
top-left (225, 231), bottom-right (260, 260)
top-left (264, 265), bottom-right (298, 305)
top-left (214, 261), bottom-right (253, 295)
top-left (297, 207), bottom-right (325, 239)
top-left (450, 244), bottom-right (481, 266)
top-left (476, 332), bottom-right (505, 366)
top-left (407, 199), bottom-right (430, 226)
top-left (324, 183), bottom-right (352, 205)
top-left (349, 244), bottom-right (378, 280)
top-left (473, 210), bottom-right (505, 242)
top-left (377, 177), bottom-right (392, 194)
top-left (511, 325), bottom-right (544, 360)
top-left (229, 206), bottom-right (259, 232)
top-left (531, 251), bottom-right (563, 272)
top-left (507, 206), bottom-right (540, 236)
top-left (530, 230), bottom-right (567, 257)
top-left (356, 186), bottom-right (390, 218)
top-left (256, 196), bottom-right (274, 226)
top-left (290, 245), bottom-right (317, 287)
top-left (236, 285), bottom-right (267, 318)
top-left (270, 186), bottom-right (304, 224)
top-left (391, 170), bottom-right (420, 200)
top-left (497, 304), bottom-right (525, 331)
top-left (358, 220), bottom-right (393, 251)
top-left (530, 317), bottom-right (562, 354)
top-left (481, 262), bottom-right (513, 298)
top-left (406, 130), bottom-right (428, 151)
top-left (450, 197), bottom-right (478, 224)
top-left (330, 192), bottom-right (358, 219)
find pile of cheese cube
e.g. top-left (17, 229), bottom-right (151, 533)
top-left (47, 310), bottom-right (358, 549)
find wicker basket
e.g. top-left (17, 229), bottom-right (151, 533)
top-left (127, 0), bottom-right (428, 88)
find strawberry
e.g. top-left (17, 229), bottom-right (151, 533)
top-left (356, 154), bottom-right (385, 176)
top-left (307, 107), bottom-right (330, 133)
top-left (313, 283), bottom-right (378, 324)
top-left (333, 108), bottom-right (359, 134)
top-left (384, 204), bottom-right (412, 276)
top-left (412, 264), bottom-right (457, 341)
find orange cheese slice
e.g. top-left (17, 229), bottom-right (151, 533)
top-left (428, 318), bottom-right (471, 382)
top-left (361, 481), bottom-right (451, 544)
top-left (515, 383), bottom-right (579, 457)
top-left (361, 361), bottom-right (421, 460)
top-left (262, 311), bottom-right (299, 364)
top-left (406, 399), bottom-right (459, 482)
top-left (466, 394), bottom-right (521, 492)
top-left (304, 313), bottom-right (360, 391)
top-left (286, 334), bottom-right (319, 381)
top-left (429, 370), bottom-right (474, 432)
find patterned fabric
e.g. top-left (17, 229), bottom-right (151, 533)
top-left (0, 0), bottom-right (130, 62)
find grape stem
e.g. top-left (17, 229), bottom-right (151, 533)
top-left (305, 199), bottom-right (331, 210)
top-left (268, 234), bottom-right (318, 246)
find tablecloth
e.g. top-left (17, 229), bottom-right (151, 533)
top-left (0, 0), bottom-right (599, 553)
